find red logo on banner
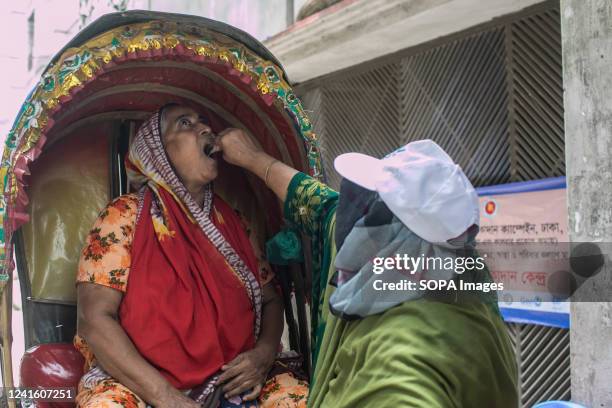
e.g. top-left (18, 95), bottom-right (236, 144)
top-left (485, 200), bottom-right (497, 216)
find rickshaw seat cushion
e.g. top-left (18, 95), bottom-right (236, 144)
top-left (20, 342), bottom-right (84, 407)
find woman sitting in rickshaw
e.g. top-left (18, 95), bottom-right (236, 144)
top-left (74, 104), bottom-right (308, 408)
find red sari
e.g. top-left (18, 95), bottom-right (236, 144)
top-left (119, 188), bottom-right (260, 389)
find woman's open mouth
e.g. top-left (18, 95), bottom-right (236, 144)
top-left (204, 144), bottom-right (214, 157)
top-left (203, 136), bottom-right (221, 158)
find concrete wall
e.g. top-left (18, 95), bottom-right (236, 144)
top-left (147, 0), bottom-right (307, 41)
top-left (266, 0), bottom-right (544, 83)
top-left (561, 0), bottom-right (612, 406)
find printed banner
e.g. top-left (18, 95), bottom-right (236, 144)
top-left (476, 177), bottom-right (570, 328)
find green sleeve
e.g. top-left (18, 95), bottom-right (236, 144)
top-left (283, 172), bottom-right (338, 237)
top-left (283, 172), bottom-right (338, 367)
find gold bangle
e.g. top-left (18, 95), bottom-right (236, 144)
top-left (264, 159), bottom-right (279, 187)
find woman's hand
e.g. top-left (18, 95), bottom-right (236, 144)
top-left (217, 127), bottom-right (298, 202)
top-left (216, 344), bottom-right (276, 400)
top-left (217, 128), bottom-right (265, 170)
top-left (154, 388), bottom-right (200, 408)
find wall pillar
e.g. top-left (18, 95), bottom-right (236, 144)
top-left (561, 0), bottom-right (612, 405)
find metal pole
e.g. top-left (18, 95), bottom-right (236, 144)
top-left (286, 0), bottom-right (295, 27)
top-left (0, 276), bottom-right (16, 408)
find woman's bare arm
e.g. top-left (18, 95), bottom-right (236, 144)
top-left (77, 283), bottom-right (198, 407)
top-left (256, 282), bottom-right (285, 358)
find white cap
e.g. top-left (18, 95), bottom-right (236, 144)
top-left (334, 140), bottom-right (479, 243)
